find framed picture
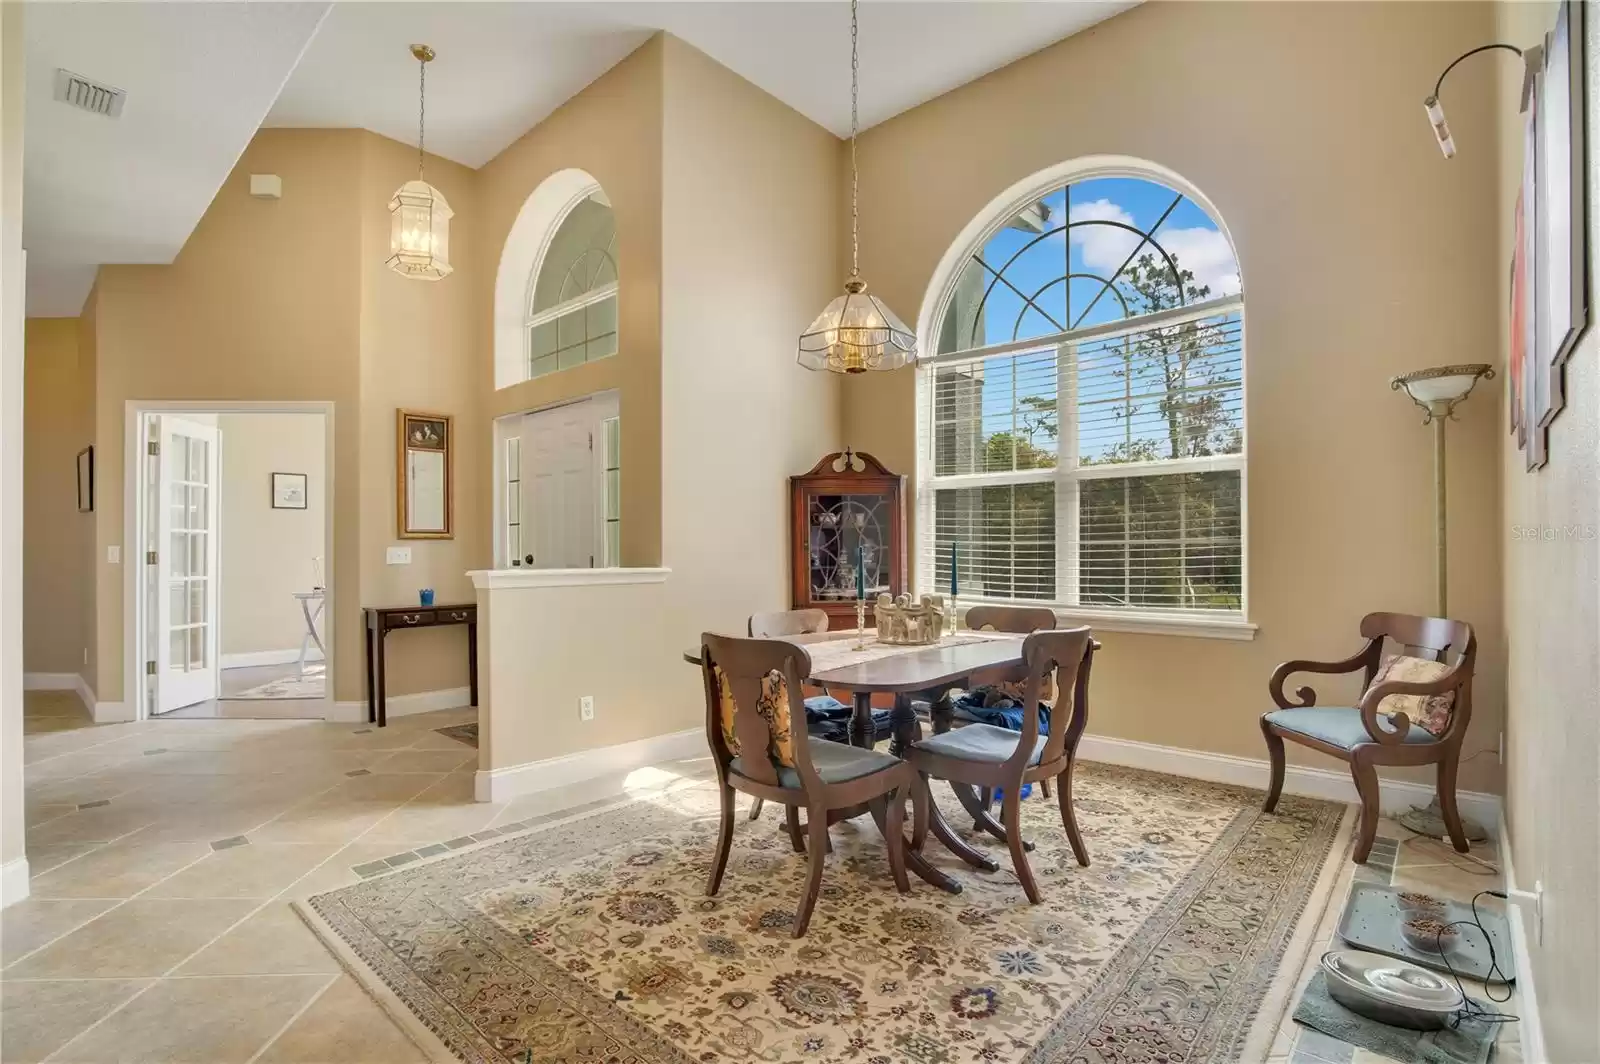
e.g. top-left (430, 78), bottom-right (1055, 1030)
top-left (272, 472), bottom-right (308, 510)
top-left (75, 446), bottom-right (93, 513)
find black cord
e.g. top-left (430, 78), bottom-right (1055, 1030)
top-left (1433, 43), bottom-right (1525, 99)
top-left (1426, 889), bottom-right (1520, 1030)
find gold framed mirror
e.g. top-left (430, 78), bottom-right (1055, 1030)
top-left (397, 410), bottom-right (453, 539)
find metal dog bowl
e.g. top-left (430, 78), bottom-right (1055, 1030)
top-left (1320, 949), bottom-right (1464, 1031)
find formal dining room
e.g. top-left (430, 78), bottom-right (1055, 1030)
top-left (4, 2), bottom-right (1596, 1063)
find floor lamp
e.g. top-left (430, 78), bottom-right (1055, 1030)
top-left (1389, 363), bottom-right (1494, 841)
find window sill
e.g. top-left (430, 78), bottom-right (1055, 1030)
top-left (1049, 607), bottom-right (1256, 641)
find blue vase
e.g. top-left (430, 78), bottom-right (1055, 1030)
top-left (419, 588), bottom-right (435, 607)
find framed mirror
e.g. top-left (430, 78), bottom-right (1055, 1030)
top-left (397, 410), bottom-right (453, 539)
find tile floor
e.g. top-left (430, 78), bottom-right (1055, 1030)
top-left (152, 663), bottom-right (326, 721)
top-left (4, 691), bottom-right (1526, 1063)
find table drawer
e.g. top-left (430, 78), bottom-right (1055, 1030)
top-left (384, 610), bottom-right (435, 629)
top-left (437, 606), bottom-right (476, 624)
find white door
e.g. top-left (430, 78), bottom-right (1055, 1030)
top-left (156, 417), bottom-right (221, 712)
top-left (524, 402), bottom-right (596, 568)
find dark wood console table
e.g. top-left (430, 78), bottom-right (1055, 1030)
top-left (362, 604), bottom-right (478, 727)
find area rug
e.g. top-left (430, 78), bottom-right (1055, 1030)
top-left (298, 763), bottom-right (1349, 1064)
top-left (435, 722), bottom-right (479, 748)
top-left (230, 662), bottom-right (326, 700)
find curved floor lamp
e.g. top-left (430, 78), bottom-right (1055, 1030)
top-left (1390, 363), bottom-right (1495, 841)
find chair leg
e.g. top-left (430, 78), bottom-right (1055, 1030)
top-left (1349, 754), bottom-right (1381, 864)
top-left (1001, 788), bottom-right (1041, 903)
top-left (1261, 719), bottom-right (1286, 813)
top-left (1038, 778), bottom-right (1052, 800)
top-left (794, 807), bottom-right (829, 937)
top-left (1436, 753), bottom-right (1470, 854)
top-left (910, 772), bottom-right (931, 852)
top-left (784, 804), bottom-right (805, 854)
top-left (1057, 765), bottom-right (1089, 867)
top-left (881, 790), bottom-right (910, 893)
top-left (748, 797), bottom-right (765, 821)
top-left (707, 783), bottom-right (736, 896)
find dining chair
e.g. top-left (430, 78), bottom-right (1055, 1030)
top-left (1260, 612), bottom-right (1477, 864)
top-left (955, 604), bottom-right (1059, 801)
top-left (700, 632), bottom-right (914, 935)
top-left (909, 626), bottom-right (1095, 903)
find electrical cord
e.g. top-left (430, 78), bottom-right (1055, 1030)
top-left (1423, 889), bottom-right (1520, 1030)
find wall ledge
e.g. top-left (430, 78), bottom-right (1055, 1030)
top-left (469, 567), bottom-right (671, 591)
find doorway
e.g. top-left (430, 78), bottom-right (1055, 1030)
top-left (494, 391), bottom-right (619, 569)
top-left (127, 403), bottom-right (333, 720)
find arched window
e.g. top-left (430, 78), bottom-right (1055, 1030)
top-left (525, 187), bottom-right (617, 379)
top-left (918, 160), bottom-right (1246, 624)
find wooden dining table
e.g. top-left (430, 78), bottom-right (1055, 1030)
top-left (684, 629), bottom-right (1098, 894)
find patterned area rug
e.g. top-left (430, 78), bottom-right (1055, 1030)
top-left (435, 723), bottom-right (479, 747)
top-left (299, 763), bottom-right (1347, 1064)
top-left (230, 662), bottom-right (325, 700)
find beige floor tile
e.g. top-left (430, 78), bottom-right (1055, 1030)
top-left (141, 843), bottom-right (341, 900)
top-left (116, 807), bottom-right (300, 845)
top-left (26, 839), bottom-right (211, 900)
top-left (0, 899), bottom-right (119, 967)
top-left (24, 804), bottom-right (77, 829)
top-left (276, 845), bottom-right (407, 898)
top-left (318, 772), bottom-right (442, 804)
top-left (23, 805), bottom-right (157, 849)
top-left (369, 749), bottom-right (476, 774)
top-left (246, 801), bottom-right (397, 845)
top-left (255, 974), bottom-right (428, 1064)
top-left (1389, 858), bottom-right (1503, 902)
top-left (2, 899), bottom-right (259, 979)
top-left (21, 843), bottom-right (99, 878)
top-left (46, 974), bottom-right (334, 1063)
top-left (1391, 831), bottom-right (1500, 870)
top-left (0, 978), bottom-right (150, 1063)
top-left (174, 902), bottom-right (342, 976)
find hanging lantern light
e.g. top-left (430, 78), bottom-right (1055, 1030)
top-left (387, 44), bottom-right (453, 280)
top-left (797, 0), bottom-right (915, 373)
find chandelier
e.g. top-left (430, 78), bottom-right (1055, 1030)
top-left (797, 0), bottom-right (915, 373)
top-left (387, 44), bottom-right (453, 280)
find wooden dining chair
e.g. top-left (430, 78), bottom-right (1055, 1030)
top-left (747, 610), bottom-right (846, 823)
top-left (909, 626), bottom-right (1095, 904)
top-left (956, 604), bottom-right (1058, 802)
top-left (700, 632), bottom-right (915, 936)
top-left (1261, 612), bottom-right (1477, 864)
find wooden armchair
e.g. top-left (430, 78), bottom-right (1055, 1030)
top-left (700, 633), bottom-right (914, 935)
top-left (1260, 612), bottom-right (1477, 864)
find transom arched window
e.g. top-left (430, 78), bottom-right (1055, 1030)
top-left (525, 187), bottom-right (618, 379)
top-left (918, 163), bottom-right (1247, 625)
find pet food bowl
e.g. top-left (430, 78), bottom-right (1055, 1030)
top-left (1395, 891), bottom-right (1447, 917)
top-left (1320, 950), bottom-right (1464, 1030)
top-left (1400, 916), bottom-right (1461, 955)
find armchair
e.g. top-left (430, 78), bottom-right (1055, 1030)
top-left (1260, 612), bottom-right (1477, 864)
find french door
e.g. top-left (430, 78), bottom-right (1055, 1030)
top-left (155, 417), bottom-right (221, 713)
top-left (497, 394), bottom-right (618, 569)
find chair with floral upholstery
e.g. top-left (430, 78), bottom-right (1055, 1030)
top-left (1260, 612), bottom-right (1477, 864)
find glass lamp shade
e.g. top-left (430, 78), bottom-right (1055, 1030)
top-left (798, 280), bottom-right (917, 373)
top-left (1390, 363), bottom-right (1493, 417)
top-left (387, 180), bottom-right (453, 280)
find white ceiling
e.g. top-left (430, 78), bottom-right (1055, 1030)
top-left (24, 0), bottom-right (1133, 317)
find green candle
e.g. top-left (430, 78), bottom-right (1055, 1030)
top-left (856, 544), bottom-right (865, 599)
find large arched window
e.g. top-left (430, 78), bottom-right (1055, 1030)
top-left (525, 187), bottom-right (617, 379)
top-left (918, 160), bottom-right (1246, 625)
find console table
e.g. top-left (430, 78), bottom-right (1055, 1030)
top-left (362, 604), bottom-right (478, 727)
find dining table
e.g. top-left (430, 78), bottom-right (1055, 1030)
top-left (683, 627), bottom-right (1099, 894)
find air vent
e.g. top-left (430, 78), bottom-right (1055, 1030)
top-left (53, 69), bottom-right (126, 118)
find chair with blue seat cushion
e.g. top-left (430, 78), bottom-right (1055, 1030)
top-left (1260, 612), bottom-right (1478, 865)
top-left (700, 631), bottom-right (917, 937)
top-left (909, 626), bottom-right (1096, 904)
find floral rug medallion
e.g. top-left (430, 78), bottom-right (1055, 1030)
top-left (302, 763), bottom-right (1345, 1064)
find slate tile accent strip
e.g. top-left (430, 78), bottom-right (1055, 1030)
top-left (385, 852), bottom-right (421, 868)
top-left (443, 836), bottom-right (476, 849)
top-left (345, 769), bottom-right (371, 777)
top-left (352, 861), bottom-right (392, 877)
top-left (415, 844), bottom-right (449, 857)
top-left (143, 748), bottom-right (168, 756)
top-left (352, 729), bottom-right (372, 734)
top-left (211, 836), bottom-right (249, 851)
top-left (77, 799), bottom-right (111, 810)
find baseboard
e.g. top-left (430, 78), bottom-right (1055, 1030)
top-left (220, 648), bottom-right (324, 671)
top-left (93, 699), bottom-right (133, 723)
top-left (475, 728), bottom-right (705, 803)
top-left (328, 687), bottom-right (472, 724)
top-left (1498, 813), bottom-right (1546, 1063)
top-left (0, 857), bottom-right (30, 908)
top-left (25, 673), bottom-right (101, 721)
top-left (1076, 733), bottom-right (1502, 826)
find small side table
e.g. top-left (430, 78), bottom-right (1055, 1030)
top-left (292, 590), bottom-right (325, 679)
top-left (362, 604), bottom-right (478, 727)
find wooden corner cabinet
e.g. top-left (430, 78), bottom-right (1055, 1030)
top-left (789, 449), bottom-right (907, 631)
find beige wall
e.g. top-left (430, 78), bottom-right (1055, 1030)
top-left (839, 1), bottom-right (1507, 794)
top-left (1494, 3), bottom-right (1599, 1059)
top-left (477, 38), bottom-right (663, 569)
top-left (217, 412), bottom-right (325, 658)
top-left (22, 318), bottom-right (91, 676)
top-left (2, 0), bottom-right (25, 881)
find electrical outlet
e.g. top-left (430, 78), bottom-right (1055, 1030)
top-left (385, 546), bottom-right (412, 565)
top-left (107, 545), bottom-right (121, 564)
top-left (579, 695), bottom-right (595, 722)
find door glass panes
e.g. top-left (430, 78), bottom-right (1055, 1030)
top-left (170, 431), bottom-right (212, 672)
top-left (525, 190), bottom-right (618, 380)
top-left (504, 437), bottom-right (522, 566)
top-left (806, 493), bottom-right (890, 600)
top-left (602, 416), bottom-right (621, 566)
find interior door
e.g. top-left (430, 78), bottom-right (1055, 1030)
top-left (156, 417), bottom-right (221, 713)
top-left (523, 401), bottom-right (596, 568)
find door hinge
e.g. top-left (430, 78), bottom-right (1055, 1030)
top-left (588, 431), bottom-right (594, 452)
top-left (147, 441), bottom-right (160, 456)
top-left (146, 550), bottom-right (158, 565)
top-left (589, 554), bottom-right (595, 568)
top-left (145, 660), bottom-right (157, 676)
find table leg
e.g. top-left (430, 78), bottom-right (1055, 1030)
top-left (374, 630), bottom-right (388, 728)
top-left (467, 621), bottom-right (479, 707)
top-left (848, 690), bottom-right (874, 749)
top-left (925, 794), bottom-right (1002, 873)
top-left (868, 794), bottom-right (964, 894)
top-left (364, 624), bottom-right (376, 725)
top-left (952, 783), bottom-right (1034, 851)
top-left (887, 693), bottom-right (921, 759)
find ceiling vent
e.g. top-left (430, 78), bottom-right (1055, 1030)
top-left (53, 69), bottom-right (126, 118)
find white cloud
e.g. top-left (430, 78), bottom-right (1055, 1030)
top-left (1067, 197), bottom-right (1241, 298)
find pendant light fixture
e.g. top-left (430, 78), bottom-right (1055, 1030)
top-left (387, 44), bottom-right (453, 280)
top-left (797, 0), bottom-right (915, 373)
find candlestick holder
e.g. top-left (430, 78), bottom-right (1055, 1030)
top-left (948, 594), bottom-right (958, 635)
top-left (853, 596), bottom-right (868, 650)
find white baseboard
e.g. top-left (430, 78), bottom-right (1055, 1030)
top-left (0, 857), bottom-right (30, 909)
top-left (25, 673), bottom-right (101, 720)
top-left (220, 648), bottom-right (324, 671)
top-left (93, 700), bottom-right (133, 723)
top-left (1498, 813), bottom-right (1546, 1064)
top-left (475, 728), bottom-right (704, 803)
top-left (1076, 733), bottom-right (1502, 827)
top-left (328, 687), bottom-right (473, 724)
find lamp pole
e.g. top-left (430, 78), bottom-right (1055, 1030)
top-left (1432, 408), bottom-right (1448, 616)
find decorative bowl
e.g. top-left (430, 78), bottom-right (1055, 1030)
top-left (1320, 950), bottom-right (1463, 1030)
top-left (1400, 916), bottom-right (1461, 955)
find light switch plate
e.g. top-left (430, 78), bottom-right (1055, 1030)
top-left (107, 545), bottom-right (121, 564)
top-left (386, 546), bottom-right (412, 565)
